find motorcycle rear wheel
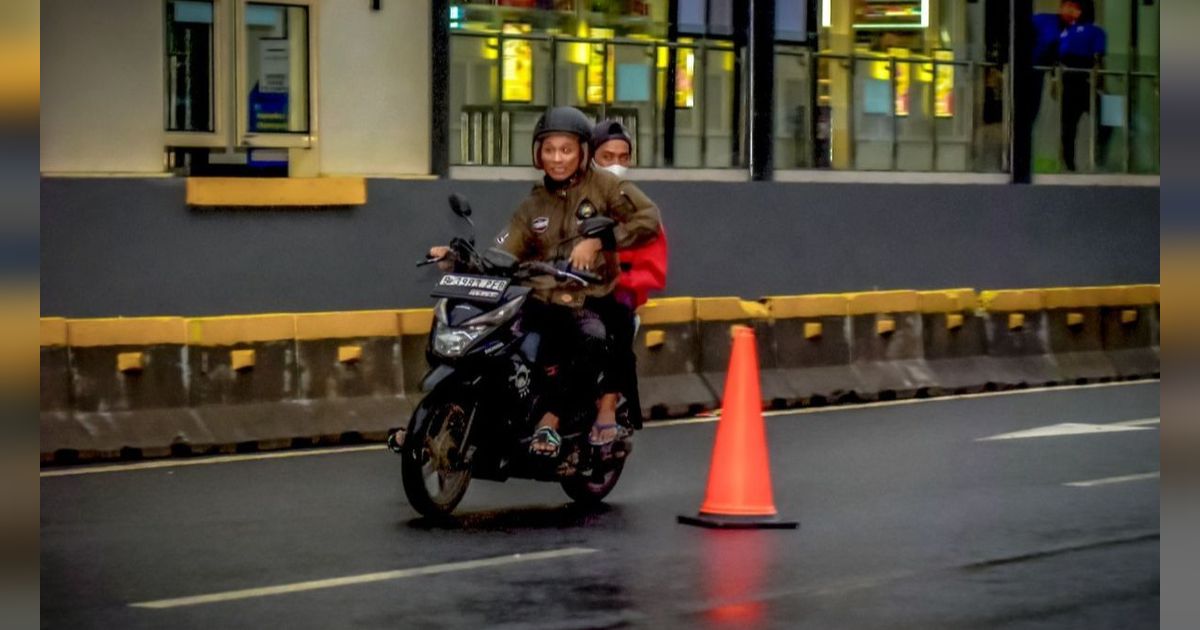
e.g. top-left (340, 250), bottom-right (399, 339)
top-left (401, 400), bottom-right (473, 517)
top-left (561, 456), bottom-right (625, 505)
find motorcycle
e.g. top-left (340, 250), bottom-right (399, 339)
top-left (390, 194), bottom-right (635, 518)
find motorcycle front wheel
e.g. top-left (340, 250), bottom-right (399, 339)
top-left (401, 399), bottom-right (473, 517)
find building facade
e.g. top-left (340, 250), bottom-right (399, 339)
top-left (41, 0), bottom-right (1160, 181)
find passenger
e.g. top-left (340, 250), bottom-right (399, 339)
top-left (427, 107), bottom-right (661, 456)
top-left (588, 120), bottom-right (669, 429)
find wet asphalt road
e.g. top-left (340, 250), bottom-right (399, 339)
top-left (41, 381), bottom-right (1159, 629)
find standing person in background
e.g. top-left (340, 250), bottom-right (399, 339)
top-left (1032, 0), bottom-right (1107, 171)
top-left (589, 120), bottom-right (669, 430)
top-left (1055, 0), bottom-right (1106, 171)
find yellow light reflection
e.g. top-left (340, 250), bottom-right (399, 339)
top-left (586, 27), bottom-right (614, 105)
top-left (934, 49), bottom-right (954, 118)
top-left (887, 47), bottom-right (910, 117)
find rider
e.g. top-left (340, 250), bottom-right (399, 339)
top-left (428, 107), bottom-right (661, 457)
top-left (588, 120), bottom-right (669, 428)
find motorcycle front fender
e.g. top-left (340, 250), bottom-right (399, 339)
top-left (421, 364), bottom-right (456, 392)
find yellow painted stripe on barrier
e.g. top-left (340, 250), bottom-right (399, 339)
top-left (637, 297), bottom-right (695, 326)
top-left (917, 292), bottom-right (955, 313)
top-left (295, 310), bottom-right (400, 341)
top-left (187, 315), bottom-right (296, 346)
top-left (766, 294), bottom-right (847, 319)
top-left (846, 290), bottom-right (920, 316)
top-left (67, 317), bottom-right (189, 347)
top-left (187, 177), bottom-right (367, 207)
top-left (979, 290), bottom-right (1044, 312)
top-left (398, 309), bottom-right (435, 335)
top-left (951, 288), bottom-right (979, 311)
top-left (1121, 284), bottom-right (1159, 305)
top-left (695, 297), bottom-right (770, 321)
top-left (916, 290), bottom-right (974, 314)
top-left (1043, 287), bottom-right (1107, 309)
top-left (40, 285), bottom-right (1158, 347)
top-left (41, 318), bottom-right (68, 347)
top-left (1091, 286), bottom-right (1131, 307)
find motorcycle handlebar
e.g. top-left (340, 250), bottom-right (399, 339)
top-left (520, 261), bottom-right (604, 285)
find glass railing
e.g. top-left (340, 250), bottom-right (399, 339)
top-left (449, 30), bottom-right (741, 168)
top-left (448, 30), bottom-right (1159, 176)
top-left (775, 48), bottom-right (1010, 173)
top-left (1030, 65), bottom-right (1159, 174)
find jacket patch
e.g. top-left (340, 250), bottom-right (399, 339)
top-left (576, 200), bottom-right (597, 220)
top-left (531, 216), bottom-right (550, 233)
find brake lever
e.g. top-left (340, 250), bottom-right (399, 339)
top-left (416, 257), bottom-right (443, 268)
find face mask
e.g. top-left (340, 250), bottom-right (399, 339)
top-left (597, 162), bottom-right (629, 178)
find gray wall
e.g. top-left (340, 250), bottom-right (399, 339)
top-left (40, 177), bottom-right (1159, 318)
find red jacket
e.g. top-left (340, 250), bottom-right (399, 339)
top-left (615, 225), bottom-right (668, 309)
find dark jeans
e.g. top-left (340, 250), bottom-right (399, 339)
top-left (586, 295), bottom-right (643, 429)
top-left (523, 299), bottom-right (608, 425)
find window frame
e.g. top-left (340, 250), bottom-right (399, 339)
top-left (235, 0), bottom-right (319, 149)
top-left (163, 0), bottom-right (228, 148)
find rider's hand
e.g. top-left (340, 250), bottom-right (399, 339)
top-left (428, 245), bottom-right (453, 271)
top-left (570, 238), bottom-right (602, 271)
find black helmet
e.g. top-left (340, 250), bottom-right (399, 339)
top-left (591, 120), bottom-right (633, 153)
top-left (533, 106), bottom-right (592, 142)
top-left (532, 106), bottom-right (592, 171)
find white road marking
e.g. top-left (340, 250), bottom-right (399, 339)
top-left (42, 379), bottom-right (1158, 478)
top-left (977, 423), bottom-right (1153, 441)
top-left (1109, 417), bottom-right (1160, 427)
top-left (1064, 472), bottom-right (1159, 487)
top-left (39, 445), bottom-right (383, 478)
top-left (129, 547), bottom-right (597, 610)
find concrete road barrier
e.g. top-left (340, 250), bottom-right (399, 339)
top-left (633, 298), bottom-right (717, 418)
top-left (845, 291), bottom-right (934, 400)
top-left (766, 294), bottom-right (858, 404)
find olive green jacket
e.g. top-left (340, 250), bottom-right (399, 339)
top-left (494, 167), bottom-right (661, 307)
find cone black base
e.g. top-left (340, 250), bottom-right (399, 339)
top-left (677, 513), bottom-right (799, 530)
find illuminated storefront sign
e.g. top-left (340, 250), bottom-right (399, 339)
top-left (823, 0), bottom-right (929, 29)
top-left (501, 23), bottom-right (532, 102)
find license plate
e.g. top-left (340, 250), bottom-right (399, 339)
top-left (431, 273), bottom-right (511, 303)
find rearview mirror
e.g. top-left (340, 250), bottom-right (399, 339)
top-left (448, 193), bottom-right (472, 219)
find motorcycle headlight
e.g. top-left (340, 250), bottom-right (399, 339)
top-left (432, 323), bottom-right (491, 358)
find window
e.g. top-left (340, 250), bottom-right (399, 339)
top-left (165, 0), bottom-right (216, 132)
top-left (243, 3), bottom-right (310, 135)
top-left (164, 0), bottom-right (317, 167)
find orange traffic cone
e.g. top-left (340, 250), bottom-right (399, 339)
top-left (678, 325), bottom-right (799, 529)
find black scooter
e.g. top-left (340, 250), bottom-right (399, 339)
top-left (390, 194), bottom-right (633, 518)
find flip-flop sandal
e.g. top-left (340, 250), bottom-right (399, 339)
top-left (588, 422), bottom-right (620, 447)
top-left (529, 426), bottom-right (562, 458)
